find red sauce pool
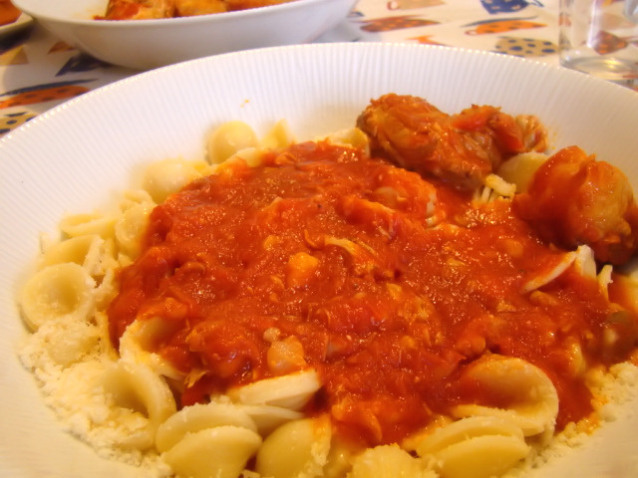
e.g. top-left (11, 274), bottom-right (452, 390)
top-left (108, 140), bottom-right (634, 446)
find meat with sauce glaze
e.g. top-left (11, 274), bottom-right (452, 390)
top-left (356, 93), bottom-right (547, 190)
top-left (513, 145), bottom-right (638, 265)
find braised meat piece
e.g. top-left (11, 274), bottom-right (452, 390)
top-left (356, 93), bottom-right (547, 190)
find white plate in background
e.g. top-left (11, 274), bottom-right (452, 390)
top-left (1, 42), bottom-right (638, 477)
top-left (11, 0), bottom-right (357, 69)
top-left (0, 12), bottom-right (32, 37)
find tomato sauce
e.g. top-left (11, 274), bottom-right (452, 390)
top-left (0, 0), bottom-right (20, 26)
top-left (108, 140), bottom-right (636, 446)
top-left (98, 2), bottom-right (142, 20)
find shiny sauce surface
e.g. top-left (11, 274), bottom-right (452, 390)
top-left (108, 141), bottom-right (633, 446)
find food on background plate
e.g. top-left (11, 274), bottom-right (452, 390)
top-left (18, 94), bottom-right (638, 478)
top-left (98, 0), bottom-right (297, 20)
top-left (0, 0), bottom-right (21, 25)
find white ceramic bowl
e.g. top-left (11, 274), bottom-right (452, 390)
top-left (12, 0), bottom-right (357, 69)
top-left (2, 43), bottom-right (638, 477)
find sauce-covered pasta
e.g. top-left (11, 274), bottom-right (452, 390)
top-left (18, 95), bottom-right (638, 478)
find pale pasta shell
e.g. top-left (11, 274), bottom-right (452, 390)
top-left (496, 152), bottom-right (548, 193)
top-left (484, 174), bottom-right (516, 199)
top-left (156, 402), bottom-right (258, 453)
top-left (101, 361), bottom-right (177, 433)
top-left (347, 444), bottom-right (435, 478)
top-left (94, 267), bottom-right (119, 309)
top-left (228, 369), bottom-right (321, 411)
top-left (40, 234), bottom-right (104, 274)
top-left (142, 158), bottom-right (209, 204)
top-left (320, 127), bottom-right (370, 156)
top-left (260, 119), bottom-right (295, 151)
top-left (227, 147), bottom-right (264, 168)
top-left (119, 189), bottom-right (155, 211)
top-left (432, 434), bottom-right (529, 478)
top-left (452, 356), bottom-right (559, 437)
top-left (255, 415), bottom-right (331, 478)
top-left (59, 212), bottom-right (116, 239)
top-left (237, 403), bottom-right (304, 436)
top-left (323, 438), bottom-right (358, 478)
top-left (118, 317), bottom-right (184, 380)
top-left (415, 415), bottom-right (524, 457)
top-left (521, 250), bottom-right (577, 293)
top-left (163, 426), bottom-right (262, 478)
top-left (114, 202), bottom-right (153, 258)
top-left (207, 120), bottom-right (258, 164)
top-left (20, 262), bottom-right (96, 331)
top-left (573, 244), bottom-right (597, 279)
top-left (598, 264), bottom-right (614, 299)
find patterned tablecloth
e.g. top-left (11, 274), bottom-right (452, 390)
top-left (0, 0), bottom-right (589, 137)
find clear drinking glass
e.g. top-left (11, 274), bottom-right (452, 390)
top-left (559, 0), bottom-right (638, 87)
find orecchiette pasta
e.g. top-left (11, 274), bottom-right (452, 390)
top-left (59, 212), bottom-right (116, 239)
top-left (236, 403), bottom-right (304, 436)
top-left (415, 416), bottom-right (530, 478)
top-left (255, 416), bottom-right (331, 478)
top-left (101, 361), bottom-right (177, 445)
top-left (496, 152), bottom-right (548, 193)
top-left (573, 244), bottom-right (597, 280)
top-left (20, 262), bottom-right (96, 331)
top-left (228, 369), bottom-right (322, 411)
top-left (207, 120), bottom-right (259, 164)
top-left (155, 402), bottom-right (258, 453)
top-left (114, 202), bottom-right (154, 258)
top-left (347, 444), bottom-right (435, 478)
top-left (316, 126), bottom-right (370, 156)
top-left (415, 416), bottom-right (525, 456)
top-left (40, 233), bottom-right (105, 272)
top-left (142, 158), bottom-right (211, 204)
top-left (260, 119), bottom-right (295, 151)
top-left (520, 250), bottom-right (578, 294)
top-left (118, 317), bottom-right (185, 380)
top-left (427, 434), bottom-right (530, 478)
top-left (598, 264), bottom-right (614, 299)
top-left (451, 356), bottom-right (559, 439)
top-left (163, 426), bottom-right (262, 478)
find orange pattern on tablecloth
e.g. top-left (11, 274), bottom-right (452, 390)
top-left (0, 45), bottom-right (27, 66)
top-left (48, 41), bottom-right (75, 53)
top-left (360, 15), bottom-right (438, 32)
top-left (409, 34), bottom-right (447, 45)
top-left (0, 83), bottom-right (90, 109)
top-left (0, 111), bottom-right (35, 134)
top-left (387, 0), bottom-right (444, 9)
top-left (464, 18), bottom-right (546, 35)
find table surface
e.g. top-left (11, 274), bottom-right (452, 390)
top-left (0, 0), bottom-right (631, 138)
